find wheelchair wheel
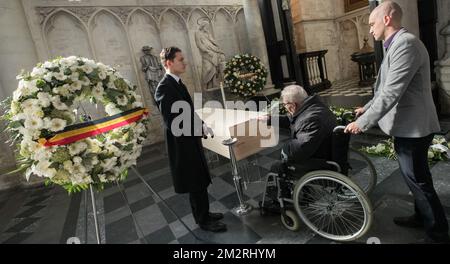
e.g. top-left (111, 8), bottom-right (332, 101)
top-left (348, 148), bottom-right (377, 194)
top-left (281, 210), bottom-right (300, 231)
top-left (293, 170), bottom-right (373, 241)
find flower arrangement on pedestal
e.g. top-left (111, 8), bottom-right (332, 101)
top-left (223, 54), bottom-right (268, 98)
top-left (1, 56), bottom-right (149, 194)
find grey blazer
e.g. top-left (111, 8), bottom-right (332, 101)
top-left (356, 28), bottom-right (440, 138)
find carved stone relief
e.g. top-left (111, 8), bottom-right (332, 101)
top-left (45, 11), bottom-right (92, 59)
top-left (90, 11), bottom-right (137, 85)
top-left (214, 9), bottom-right (238, 60)
top-left (160, 10), bottom-right (196, 94)
top-left (128, 9), bottom-right (162, 114)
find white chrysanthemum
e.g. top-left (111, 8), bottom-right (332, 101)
top-left (37, 92), bottom-right (51, 107)
top-left (24, 116), bottom-right (44, 130)
top-left (68, 141), bottom-right (88, 156)
top-left (91, 156), bottom-right (99, 166)
top-left (101, 157), bottom-right (117, 171)
top-left (81, 64), bottom-right (93, 74)
top-left (54, 71), bottom-right (67, 81)
top-left (43, 72), bottom-right (53, 82)
top-left (16, 79), bottom-right (39, 99)
top-left (116, 95), bottom-right (128, 106)
top-left (53, 85), bottom-right (70, 97)
top-left (21, 98), bottom-right (39, 110)
top-left (80, 76), bottom-right (90, 86)
top-left (105, 103), bottom-right (121, 115)
top-left (70, 72), bottom-right (80, 82)
top-left (428, 151), bottom-right (434, 159)
top-left (31, 67), bottom-right (46, 77)
top-left (33, 148), bottom-right (52, 162)
top-left (98, 174), bottom-right (108, 183)
top-left (70, 80), bottom-right (82, 91)
top-left (52, 95), bottom-right (69, 110)
top-left (43, 61), bottom-right (55, 69)
top-left (33, 160), bottom-right (56, 178)
top-left (49, 118), bottom-right (66, 132)
top-left (63, 160), bottom-right (73, 172)
top-left (73, 156), bottom-right (82, 164)
top-left (98, 70), bottom-right (107, 80)
top-left (92, 83), bottom-right (104, 99)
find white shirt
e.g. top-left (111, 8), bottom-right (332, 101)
top-left (166, 71), bottom-right (181, 84)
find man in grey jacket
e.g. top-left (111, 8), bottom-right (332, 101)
top-left (345, 1), bottom-right (449, 243)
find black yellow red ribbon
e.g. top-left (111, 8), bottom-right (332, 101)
top-left (38, 107), bottom-right (149, 147)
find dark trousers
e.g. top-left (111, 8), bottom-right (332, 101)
top-left (394, 134), bottom-right (449, 239)
top-left (189, 189), bottom-right (210, 224)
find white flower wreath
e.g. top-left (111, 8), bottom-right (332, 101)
top-left (1, 56), bottom-right (149, 194)
top-left (223, 54), bottom-right (268, 98)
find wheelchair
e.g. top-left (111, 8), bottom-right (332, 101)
top-left (259, 125), bottom-right (375, 242)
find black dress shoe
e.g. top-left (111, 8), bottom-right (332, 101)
top-left (208, 212), bottom-right (224, 221)
top-left (195, 212), bottom-right (224, 224)
top-left (393, 215), bottom-right (424, 229)
top-left (199, 220), bottom-right (227, 232)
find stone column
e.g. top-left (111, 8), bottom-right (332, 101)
top-left (436, 22), bottom-right (450, 115)
top-left (242, 0), bottom-right (273, 87)
top-left (0, 0), bottom-right (40, 190)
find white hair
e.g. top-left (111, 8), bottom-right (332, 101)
top-left (281, 85), bottom-right (308, 105)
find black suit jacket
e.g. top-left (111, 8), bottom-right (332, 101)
top-left (154, 74), bottom-right (211, 193)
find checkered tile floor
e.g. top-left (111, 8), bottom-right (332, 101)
top-left (318, 78), bottom-right (373, 107)
top-left (1, 127), bottom-right (449, 244)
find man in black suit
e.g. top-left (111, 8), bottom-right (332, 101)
top-left (154, 47), bottom-right (226, 232)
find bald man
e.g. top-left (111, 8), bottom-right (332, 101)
top-left (345, 1), bottom-right (449, 243)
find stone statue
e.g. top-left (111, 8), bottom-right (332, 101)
top-left (140, 45), bottom-right (164, 95)
top-left (195, 20), bottom-right (226, 89)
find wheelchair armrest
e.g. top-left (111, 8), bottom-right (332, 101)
top-left (326, 161), bottom-right (341, 173)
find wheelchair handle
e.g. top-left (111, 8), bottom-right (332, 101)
top-left (333, 125), bottom-right (346, 133)
top-left (342, 111), bottom-right (355, 120)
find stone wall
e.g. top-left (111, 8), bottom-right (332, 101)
top-left (0, 0), bottom-right (270, 190)
top-left (291, 0), bottom-right (370, 82)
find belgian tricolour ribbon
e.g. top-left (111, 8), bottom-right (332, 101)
top-left (38, 107), bottom-right (149, 147)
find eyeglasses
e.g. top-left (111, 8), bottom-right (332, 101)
top-left (281, 102), bottom-right (294, 108)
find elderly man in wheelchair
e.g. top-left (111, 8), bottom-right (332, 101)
top-left (259, 85), bottom-right (373, 242)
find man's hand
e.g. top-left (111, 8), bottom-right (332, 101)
top-left (344, 122), bottom-right (362, 134)
top-left (202, 123), bottom-right (214, 139)
top-left (354, 107), bottom-right (365, 118)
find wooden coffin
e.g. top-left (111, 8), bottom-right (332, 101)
top-left (195, 107), bottom-right (278, 161)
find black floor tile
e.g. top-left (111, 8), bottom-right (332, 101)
top-left (2, 232), bottom-right (33, 244)
top-left (103, 192), bottom-right (126, 214)
top-left (105, 215), bottom-right (138, 244)
top-left (6, 217), bottom-right (40, 232)
top-left (146, 174), bottom-right (173, 193)
top-left (15, 206), bottom-right (46, 218)
top-left (144, 226), bottom-right (175, 244)
top-left (130, 196), bottom-right (155, 213)
top-left (122, 178), bottom-right (142, 189)
top-left (159, 194), bottom-right (192, 220)
top-left (24, 195), bottom-right (51, 206)
top-left (218, 192), bottom-right (251, 210)
top-left (157, 202), bottom-right (178, 224)
top-left (137, 158), bottom-right (169, 174)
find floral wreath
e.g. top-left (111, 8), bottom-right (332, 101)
top-left (223, 54), bottom-right (268, 98)
top-left (1, 56), bottom-right (149, 194)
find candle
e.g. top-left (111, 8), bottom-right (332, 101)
top-left (220, 82), bottom-right (227, 109)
